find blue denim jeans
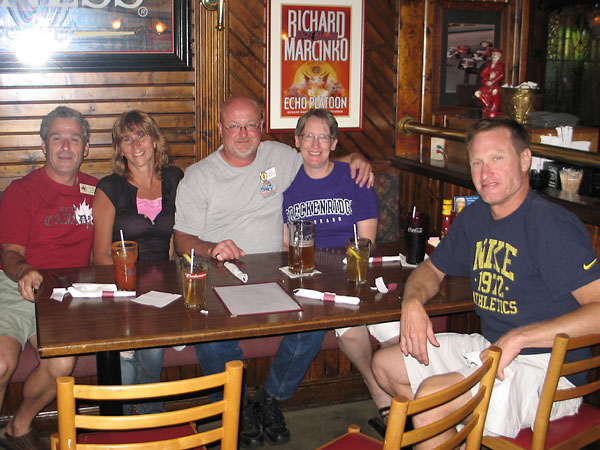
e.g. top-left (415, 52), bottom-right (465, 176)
top-left (120, 347), bottom-right (165, 414)
top-left (194, 330), bottom-right (326, 402)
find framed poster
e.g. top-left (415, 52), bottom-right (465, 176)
top-left (432, 1), bottom-right (508, 113)
top-left (266, 0), bottom-right (365, 132)
top-left (0, 0), bottom-right (191, 72)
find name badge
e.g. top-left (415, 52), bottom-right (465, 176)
top-left (260, 167), bottom-right (277, 182)
top-left (80, 183), bottom-right (96, 195)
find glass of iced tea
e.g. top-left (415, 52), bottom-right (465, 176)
top-left (346, 238), bottom-right (370, 285)
top-left (111, 241), bottom-right (138, 291)
top-left (288, 220), bottom-right (315, 274)
top-left (180, 257), bottom-right (207, 309)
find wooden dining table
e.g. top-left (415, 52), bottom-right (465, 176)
top-left (35, 241), bottom-right (474, 413)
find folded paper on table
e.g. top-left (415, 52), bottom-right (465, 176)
top-left (67, 283), bottom-right (136, 298)
top-left (293, 288), bottom-right (360, 305)
top-left (224, 261), bottom-right (248, 283)
top-left (342, 255), bottom-right (401, 265)
top-left (371, 277), bottom-right (397, 294)
top-left (213, 282), bottom-right (302, 316)
top-left (399, 253), bottom-right (429, 268)
top-left (279, 266), bottom-right (321, 278)
top-left (131, 290), bottom-right (181, 308)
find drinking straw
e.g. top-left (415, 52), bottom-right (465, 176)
top-left (185, 249), bottom-right (195, 304)
top-left (351, 223), bottom-right (362, 280)
top-left (120, 229), bottom-right (125, 247)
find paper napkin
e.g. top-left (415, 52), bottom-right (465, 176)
top-left (131, 290), bottom-right (181, 308)
top-left (371, 277), bottom-right (398, 293)
top-left (279, 266), bottom-right (322, 278)
top-left (67, 283), bottom-right (135, 298)
top-left (342, 255), bottom-right (402, 265)
top-left (224, 261), bottom-right (248, 283)
top-left (293, 288), bottom-right (360, 305)
top-left (399, 253), bottom-right (429, 268)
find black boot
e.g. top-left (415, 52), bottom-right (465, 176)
top-left (254, 388), bottom-right (290, 445)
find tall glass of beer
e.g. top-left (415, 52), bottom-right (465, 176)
top-left (288, 220), bottom-right (315, 274)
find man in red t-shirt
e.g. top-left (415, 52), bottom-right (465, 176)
top-left (0, 106), bottom-right (97, 449)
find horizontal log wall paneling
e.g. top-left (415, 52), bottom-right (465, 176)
top-left (0, 71), bottom-right (196, 191)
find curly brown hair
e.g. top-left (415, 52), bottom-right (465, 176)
top-left (111, 110), bottom-right (170, 179)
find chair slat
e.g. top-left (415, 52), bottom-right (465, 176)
top-left (56, 360), bottom-right (243, 450)
top-left (315, 347), bottom-right (501, 450)
top-left (484, 333), bottom-right (600, 450)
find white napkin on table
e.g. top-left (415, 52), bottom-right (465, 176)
top-left (293, 288), bottom-right (360, 305)
top-left (342, 255), bottom-right (402, 265)
top-left (224, 262), bottom-right (248, 283)
top-left (399, 253), bottom-right (429, 268)
top-left (66, 283), bottom-right (135, 298)
top-left (371, 277), bottom-right (398, 293)
top-left (131, 290), bottom-right (181, 308)
top-left (279, 266), bottom-right (321, 278)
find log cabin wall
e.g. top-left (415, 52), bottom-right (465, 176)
top-left (0, 0), bottom-right (399, 419)
top-left (0, 0), bottom-right (398, 187)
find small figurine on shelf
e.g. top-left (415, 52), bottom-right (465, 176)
top-left (474, 48), bottom-right (505, 118)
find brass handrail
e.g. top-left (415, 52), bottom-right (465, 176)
top-left (398, 116), bottom-right (600, 169)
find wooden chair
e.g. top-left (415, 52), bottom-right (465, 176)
top-left (483, 333), bottom-right (600, 450)
top-left (316, 346), bottom-right (501, 450)
top-left (51, 359), bottom-right (243, 450)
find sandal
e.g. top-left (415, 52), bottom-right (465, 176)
top-left (367, 406), bottom-right (390, 438)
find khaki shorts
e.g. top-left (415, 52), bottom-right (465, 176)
top-left (0, 270), bottom-right (36, 349)
top-left (403, 333), bottom-right (581, 438)
top-left (336, 321), bottom-right (400, 343)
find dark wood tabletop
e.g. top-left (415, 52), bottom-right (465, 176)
top-left (35, 242), bottom-right (474, 358)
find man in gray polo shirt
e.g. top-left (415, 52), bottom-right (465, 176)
top-left (174, 95), bottom-right (372, 447)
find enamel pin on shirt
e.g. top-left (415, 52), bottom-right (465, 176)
top-left (260, 167), bottom-right (278, 196)
top-left (79, 183), bottom-right (96, 195)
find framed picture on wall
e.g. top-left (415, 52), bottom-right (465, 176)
top-left (0, 0), bottom-right (191, 72)
top-left (266, 0), bottom-right (365, 132)
top-left (432, 0), bottom-right (509, 114)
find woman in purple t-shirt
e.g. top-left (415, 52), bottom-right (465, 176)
top-left (282, 109), bottom-right (397, 434)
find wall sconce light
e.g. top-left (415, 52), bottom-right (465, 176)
top-left (201, 0), bottom-right (225, 31)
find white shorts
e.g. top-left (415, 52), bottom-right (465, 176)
top-left (403, 333), bottom-right (581, 438)
top-left (335, 321), bottom-right (399, 343)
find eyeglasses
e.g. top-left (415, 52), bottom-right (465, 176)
top-left (300, 133), bottom-right (332, 144)
top-left (222, 122), bottom-right (261, 134)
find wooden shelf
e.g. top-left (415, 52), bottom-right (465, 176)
top-left (391, 154), bottom-right (600, 227)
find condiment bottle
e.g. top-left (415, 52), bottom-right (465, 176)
top-left (441, 198), bottom-right (453, 238)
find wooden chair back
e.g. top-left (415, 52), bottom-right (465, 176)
top-left (385, 346), bottom-right (501, 450)
top-left (51, 359), bottom-right (243, 450)
top-left (532, 333), bottom-right (600, 447)
top-left (483, 333), bottom-right (600, 450)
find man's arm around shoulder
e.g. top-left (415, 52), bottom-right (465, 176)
top-left (332, 152), bottom-right (374, 188)
top-left (400, 259), bottom-right (446, 365)
top-left (1, 244), bottom-right (42, 302)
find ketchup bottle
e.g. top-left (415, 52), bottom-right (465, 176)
top-left (441, 199), bottom-right (453, 238)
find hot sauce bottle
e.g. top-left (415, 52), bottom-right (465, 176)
top-left (441, 198), bottom-right (453, 238)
